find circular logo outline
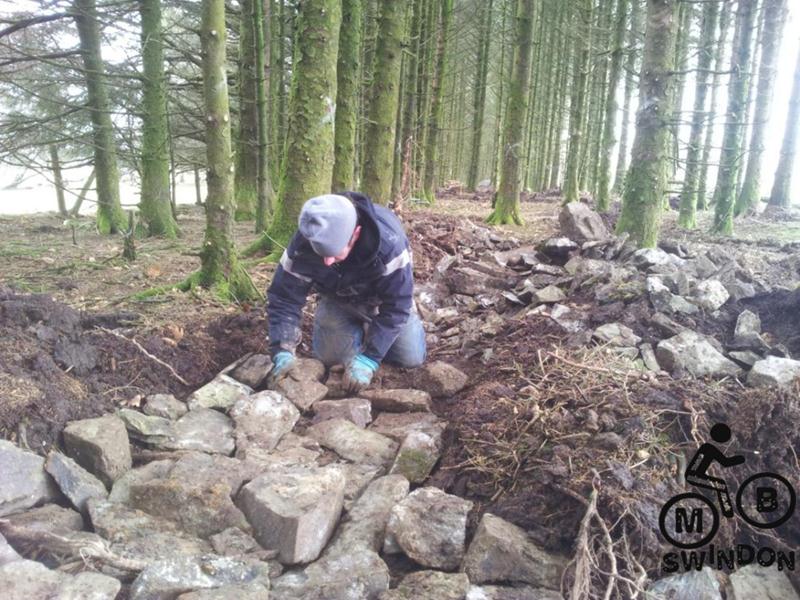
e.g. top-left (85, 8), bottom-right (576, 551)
top-left (735, 472), bottom-right (796, 529)
top-left (658, 492), bottom-right (720, 549)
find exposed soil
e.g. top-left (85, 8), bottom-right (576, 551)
top-left (2, 195), bottom-right (800, 592)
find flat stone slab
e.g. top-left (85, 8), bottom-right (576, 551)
top-left (592, 322), bottom-right (641, 347)
top-left (109, 459), bottom-right (175, 504)
top-left (230, 353), bottom-right (273, 388)
top-left (186, 375), bottom-right (253, 411)
top-left (118, 409), bottom-right (176, 446)
top-left (656, 331), bottom-right (741, 378)
top-left (727, 564), bottom-right (799, 600)
top-left (747, 356), bottom-right (800, 388)
top-left (361, 389), bottom-right (432, 413)
top-left (414, 361), bottom-right (468, 397)
top-left (307, 418), bottom-right (398, 469)
top-left (237, 464), bottom-right (346, 565)
top-left (648, 567), bottom-right (722, 600)
top-left (341, 463), bottom-right (384, 511)
top-left (390, 430), bottom-right (442, 484)
top-left (380, 570), bottom-right (470, 600)
top-left (143, 393), bottom-right (188, 420)
top-left (0, 440), bottom-right (59, 517)
top-left (369, 412), bottom-right (446, 444)
top-left (162, 408), bottom-right (236, 454)
top-left (272, 373), bottom-right (328, 412)
top-left (462, 513), bottom-right (566, 589)
top-left (63, 414), bottom-right (132, 487)
top-left (0, 504), bottom-right (85, 561)
top-left (231, 390), bottom-right (300, 451)
top-left (130, 554), bottom-right (271, 600)
top-left (0, 559), bottom-right (120, 600)
top-left (312, 398), bottom-right (373, 428)
top-left (386, 486), bottom-right (473, 570)
top-left (44, 452), bottom-right (107, 514)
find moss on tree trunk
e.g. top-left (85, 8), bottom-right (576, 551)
top-left (486, 0), bottom-right (534, 226)
top-left (615, 0), bottom-right (678, 248)
top-left (235, 0), bottom-right (258, 222)
top-left (332, 0), bottom-right (362, 191)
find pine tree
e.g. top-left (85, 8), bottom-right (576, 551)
top-left (768, 41), bottom-right (800, 209)
top-left (332, 0), bottom-right (362, 191)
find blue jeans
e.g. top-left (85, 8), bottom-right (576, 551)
top-left (312, 297), bottom-right (426, 368)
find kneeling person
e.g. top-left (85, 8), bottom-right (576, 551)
top-left (267, 192), bottom-right (426, 393)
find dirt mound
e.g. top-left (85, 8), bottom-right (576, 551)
top-left (0, 286), bottom-right (268, 452)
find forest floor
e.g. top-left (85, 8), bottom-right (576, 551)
top-left (2, 190), bottom-right (800, 593)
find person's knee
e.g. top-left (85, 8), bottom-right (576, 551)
top-left (391, 343), bottom-right (426, 369)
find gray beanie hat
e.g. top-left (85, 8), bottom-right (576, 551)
top-left (298, 194), bottom-right (358, 257)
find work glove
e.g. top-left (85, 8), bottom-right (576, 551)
top-left (268, 351), bottom-right (296, 386)
top-left (344, 354), bottom-right (379, 394)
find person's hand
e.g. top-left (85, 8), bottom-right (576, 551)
top-left (344, 354), bottom-right (379, 394)
top-left (268, 351), bottom-right (296, 385)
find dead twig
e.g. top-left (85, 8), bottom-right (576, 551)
top-left (95, 326), bottom-right (189, 386)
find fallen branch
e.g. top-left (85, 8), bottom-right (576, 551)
top-left (95, 327), bottom-right (189, 386)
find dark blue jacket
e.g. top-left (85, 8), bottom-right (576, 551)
top-left (267, 192), bottom-right (414, 363)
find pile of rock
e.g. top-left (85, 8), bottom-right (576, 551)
top-left (0, 353), bottom-right (570, 599)
top-left (416, 202), bottom-right (800, 388)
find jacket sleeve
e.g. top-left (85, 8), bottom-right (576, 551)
top-left (362, 253), bottom-right (414, 363)
top-left (267, 249), bottom-right (313, 357)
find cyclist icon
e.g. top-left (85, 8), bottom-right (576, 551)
top-left (684, 422), bottom-right (745, 518)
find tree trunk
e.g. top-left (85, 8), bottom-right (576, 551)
top-left (398, 0), bottom-right (423, 200)
top-left (70, 170), bottom-right (96, 216)
top-left (562, 0), bottom-right (592, 204)
top-left (362, 0), bottom-right (405, 204)
top-left (736, 0), bottom-right (788, 215)
top-left (697, 2), bottom-right (732, 210)
top-left (49, 144), bottom-right (68, 216)
top-left (467, 0), bottom-right (493, 191)
top-left (421, 0), bottom-right (453, 203)
top-left (486, 0), bottom-right (534, 226)
top-left (612, 0), bottom-right (642, 194)
top-left (332, 0), bottom-right (362, 192)
top-left (615, 0), bottom-right (678, 248)
top-left (235, 0), bottom-right (259, 221)
top-left (139, 0), bottom-right (178, 237)
top-left (768, 40), bottom-right (800, 209)
top-left (677, 0), bottom-right (719, 229)
top-left (196, 0), bottom-right (259, 300)
top-left (254, 0), bottom-right (274, 231)
top-left (597, 0), bottom-right (628, 211)
top-left (73, 0), bottom-right (126, 234)
top-left (249, 0), bottom-right (341, 255)
top-left (669, 0), bottom-right (693, 180)
top-left (712, 0), bottom-right (758, 234)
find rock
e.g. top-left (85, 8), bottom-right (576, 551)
top-left (109, 459), bottom-right (175, 503)
top-left (166, 408), bottom-right (236, 454)
top-left (312, 398), bottom-right (373, 428)
top-left (733, 309), bottom-right (766, 349)
top-left (143, 393), bottom-right (188, 420)
top-left (466, 585), bottom-right (564, 599)
top-left (230, 390), bottom-right (300, 451)
top-left (647, 567), bottom-right (722, 600)
top-left (414, 360), bottom-right (468, 397)
top-left (746, 356), bottom-right (800, 388)
top-left (727, 564), bottom-right (799, 600)
top-left (361, 389), bottom-right (432, 413)
top-left (540, 238), bottom-right (578, 261)
top-left (693, 279), bottom-right (730, 311)
top-left (647, 277), bottom-right (700, 315)
top-left (390, 430), bottom-right (441, 483)
top-left (693, 254), bottom-right (718, 279)
top-left (381, 570), bottom-right (471, 600)
top-left (129, 476), bottom-right (249, 539)
top-left (341, 463), bottom-right (384, 511)
top-left (0, 504), bottom-right (84, 553)
top-left (294, 357), bottom-right (327, 382)
top-left (462, 513), bottom-right (566, 589)
top-left (176, 583), bottom-right (271, 600)
top-left (237, 464), bottom-right (346, 565)
top-left (639, 343), bottom-right (661, 371)
top-left (44, 452), bottom-right (107, 514)
top-left (725, 279), bottom-right (757, 301)
top-left (210, 527), bottom-right (261, 557)
top-left (130, 554), bottom-right (271, 600)
top-left (230, 353), bottom-right (273, 388)
top-left (307, 418), bottom-right (398, 469)
top-left (369, 412), bottom-right (446, 444)
top-left (0, 441), bottom-right (59, 517)
top-left (62, 415), bottom-right (132, 488)
top-left (272, 372), bottom-right (328, 412)
top-left (87, 499), bottom-right (211, 562)
top-left (271, 546), bottom-right (390, 600)
top-left (632, 248), bottom-right (673, 270)
top-left (656, 332), bottom-right (741, 378)
top-left (558, 202), bottom-right (609, 242)
top-left (0, 559), bottom-right (120, 600)
top-left (186, 375), bottom-right (253, 411)
top-left (118, 408), bottom-right (176, 445)
top-left (386, 487), bottom-right (472, 570)
top-left (533, 285), bottom-right (566, 305)
top-left (169, 452), bottom-right (258, 492)
top-left (0, 533), bottom-right (21, 565)
top-left (729, 350), bottom-right (762, 367)
top-left (592, 323), bottom-right (641, 347)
